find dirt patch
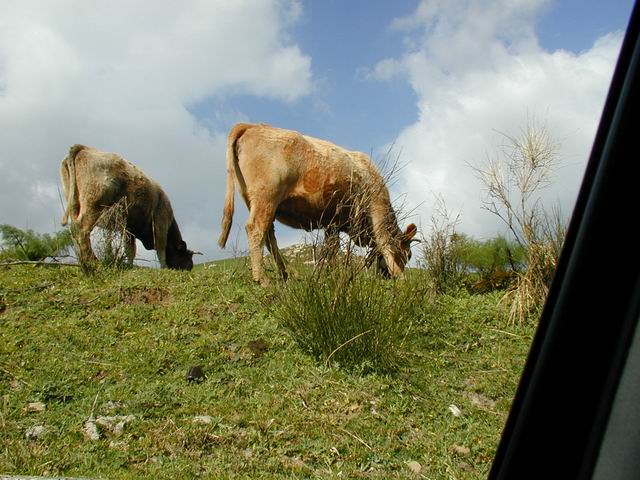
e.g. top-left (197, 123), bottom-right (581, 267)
top-left (119, 287), bottom-right (172, 305)
top-left (247, 339), bottom-right (269, 357)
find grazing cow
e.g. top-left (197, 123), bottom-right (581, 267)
top-left (218, 123), bottom-right (417, 286)
top-left (60, 144), bottom-right (194, 270)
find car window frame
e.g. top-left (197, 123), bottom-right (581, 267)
top-left (489, 2), bottom-right (640, 478)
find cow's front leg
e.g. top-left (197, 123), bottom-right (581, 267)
top-left (155, 237), bottom-right (167, 268)
top-left (152, 216), bottom-right (169, 269)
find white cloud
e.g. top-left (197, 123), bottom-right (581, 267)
top-left (373, 0), bottom-right (622, 240)
top-left (0, 0), bottom-right (312, 261)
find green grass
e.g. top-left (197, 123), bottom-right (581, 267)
top-left (0, 259), bottom-right (536, 479)
top-left (272, 265), bottom-right (425, 373)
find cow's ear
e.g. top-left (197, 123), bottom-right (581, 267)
top-left (178, 240), bottom-right (187, 253)
top-left (403, 223), bottom-right (417, 242)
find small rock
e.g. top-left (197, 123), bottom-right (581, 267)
top-left (26, 401), bottom-right (46, 413)
top-left (25, 425), bottom-right (46, 441)
top-left (192, 415), bottom-right (214, 425)
top-left (406, 460), bottom-right (422, 474)
top-left (468, 392), bottom-right (496, 410)
top-left (283, 455), bottom-right (307, 469)
top-left (247, 338), bottom-right (269, 357)
top-left (109, 440), bottom-right (128, 450)
top-left (186, 365), bottom-right (205, 382)
top-left (83, 418), bottom-right (100, 441)
top-left (451, 444), bottom-right (471, 456)
top-left (95, 415), bottom-right (135, 436)
top-left (448, 404), bottom-right (462, 417)
top-left (102, 400), bottom-right (125, 413)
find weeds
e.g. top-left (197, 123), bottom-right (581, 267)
top-left (91, 198), bottom-right (131, 269)
top-left (271, 260), bottom-right (422, 373)
top-left (420, 195), bottom-right (465, 294)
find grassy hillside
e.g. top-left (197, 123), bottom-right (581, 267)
top-left (0, 259), bottom-right (536, 479)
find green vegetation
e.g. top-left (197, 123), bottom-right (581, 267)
top-left (422, 231), bottom-right (526, 295)
top-left (272, 264), bottom-right (424, 373)
top-left (0, 255), bottom-right (536, 479)
top-left (0, 224), bottom-right (72, 262)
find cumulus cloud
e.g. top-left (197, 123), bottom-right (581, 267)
top-left (0, 0), bottom-right (312, 263)
top-left (373, 0), bottom-right (623, 240)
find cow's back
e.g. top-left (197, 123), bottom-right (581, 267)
top-left (235, 124), bottom-right (382, 231)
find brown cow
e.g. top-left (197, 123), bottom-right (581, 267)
top-left (60, 144), bottom-right (194, 270)
top-left (218, 123), bottom-right (417, 285)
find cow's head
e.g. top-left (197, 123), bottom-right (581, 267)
top-left (377, 223), bottom-right (418, 277)
top-left (166, 240), bottom-right (195, 271)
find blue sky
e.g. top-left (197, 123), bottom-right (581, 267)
top-left (195, 0), bottom-right (634, 153)
top-left (0, 0), bottom-right (635, 264)
top-left (191, 0), bottom-right (422, 153)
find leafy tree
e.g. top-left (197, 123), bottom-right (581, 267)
top-left (0, 224), bottom-right (73, 261)
top-left (459, 235), bottom-right (526, 276)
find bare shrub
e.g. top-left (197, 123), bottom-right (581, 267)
top-left (419, 195), bottom-right (465, 293)
top-left (473, 118), bottom-right (567, 323)
top-left (73, 198), bottom-right (132, 272)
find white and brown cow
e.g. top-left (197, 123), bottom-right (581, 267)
top-left (60, 144), bottom-right (194, 270)
top-left (218, 123), bottom-right (417, 285)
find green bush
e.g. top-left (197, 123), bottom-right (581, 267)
top-left (459, 235), bottom-right (525, 275)
top-left (0, 224), bottom-right (72, 261)
top-left (271, 264), bottom-right (422, 373)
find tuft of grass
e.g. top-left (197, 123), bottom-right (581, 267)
top-left (271, 264), bottom-right (422, 373)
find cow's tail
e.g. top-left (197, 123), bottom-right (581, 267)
top-left (218, 124), bottom-right (251, 248)
top-left (60, 144), bottom-right (86, 226)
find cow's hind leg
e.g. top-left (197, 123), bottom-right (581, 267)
top-left (265, 224), bottom-right (288, 281)
top-left (74, 211), bottom-right (99, 266)
top-left (246, 203), bottom-right (276, 287)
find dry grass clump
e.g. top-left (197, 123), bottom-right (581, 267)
top-left (72, 197), bottom-right (132, 272)
top-left (420, 194), bottom-right (464, 294)
top-left (93, 198), bottom-right (130, 268)
top-left (473, 118), bottom-right (566, 323)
